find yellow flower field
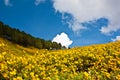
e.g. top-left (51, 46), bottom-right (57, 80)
top-left (0, 41), bottom-right (120, 80)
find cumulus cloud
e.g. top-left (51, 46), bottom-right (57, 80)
top-left (53, 0), bottom-right (120, 35)
top-left (52, 32), bottom-right (73, 48)
top-left (111, 36), bottom-right (120, 41)
top-left (35, 0), bottom-right (45, 6)
top-left (4, 0), bottom-right (12, 6)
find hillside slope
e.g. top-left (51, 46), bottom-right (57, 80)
top-left (0, 38), bottom-right (43, 56)
top-left (0, 38), bottom-right (120, 80)
top-left (0, 21), bottom-right (63, 49)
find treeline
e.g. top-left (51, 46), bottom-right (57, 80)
top-left (0, 21), bottom-right (64, 49)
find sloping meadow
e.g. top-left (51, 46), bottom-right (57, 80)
top-left (0, 40), bottom-right (120, 80)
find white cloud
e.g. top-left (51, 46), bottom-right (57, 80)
top-left (111, 36), bottom-right (120, 41)
top-left (53, 0), bottom-right (120, 35)
top-left (52, 32), bottom-right (73, 48)
top-left (35, 0), bottom-right (45, 6)
top-left (4, 0), bottom-right (12, 6)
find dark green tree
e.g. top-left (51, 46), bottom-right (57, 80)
top-left (0, 21), bottom-right (63, 49)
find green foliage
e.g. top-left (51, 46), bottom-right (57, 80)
top-left (0, 21), bottom-right (63, 49)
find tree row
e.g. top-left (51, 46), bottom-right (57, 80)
top-left (0, 21), bottom-right (65, 49)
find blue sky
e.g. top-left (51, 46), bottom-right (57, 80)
top-left (0, 0), bottom-right (120, 47)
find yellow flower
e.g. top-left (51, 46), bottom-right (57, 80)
top-left (24, 73), bottom-right (27, 78)
top-left (2, 52), bottom-right (7, 55)
top-left (105, 72), bottom-right (111, 79)
top-left (36, 51), bottom-right (39, 53)
top-left (43, 77), bottom-right (51, 80)
top-left (13, 77), bottom-right (23, 80)
top-left (116, 75), bottom-right (120, 80)
top-left (118, 61), bottom-right (120, 64)
top-left (84, 72), bottom-right (89, 77)
top-left (10, 69), bottom-right (16, 76)
top-left (0, 43), bottom-right (5, 47)
top-left (36, 78), bottom-right (40, 80)
top-left (3, 73), bottom-right (7, 78)
top-left (30, 72), bottom-right (34, 77)
top-left (74, 61), bottom-right (78, 64)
